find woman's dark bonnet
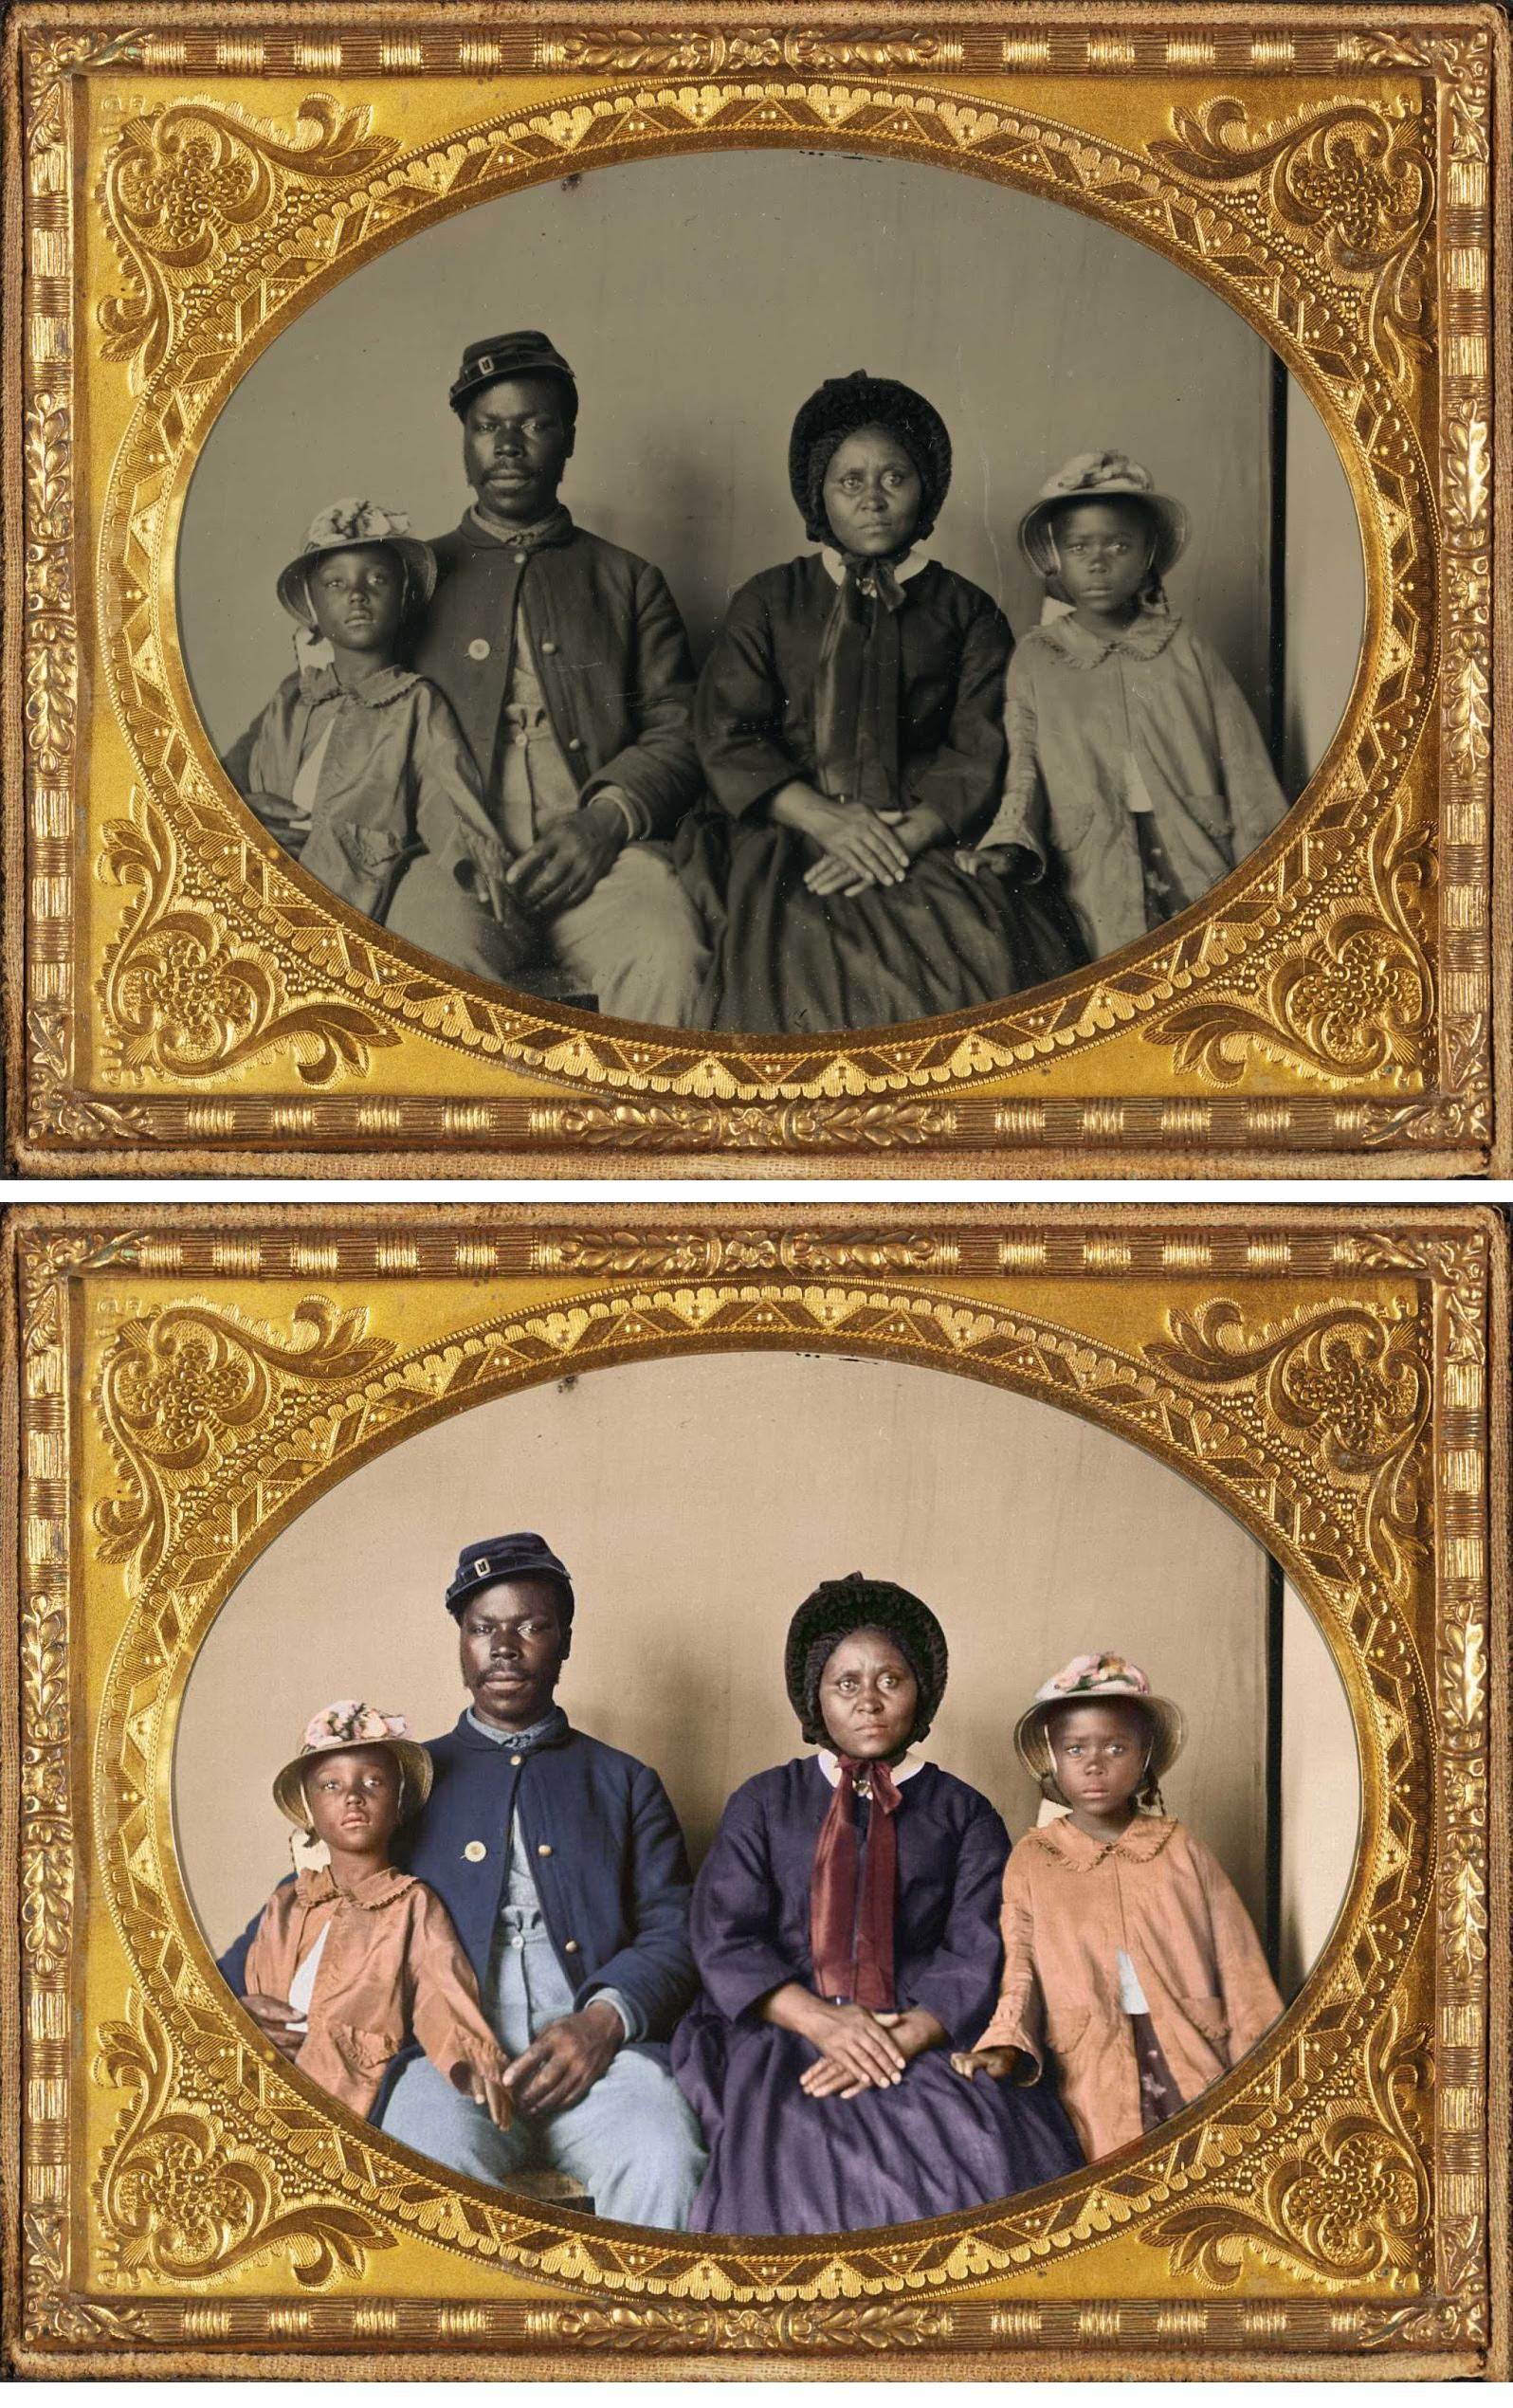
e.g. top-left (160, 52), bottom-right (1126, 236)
top-left (789, 372), bottom-right (953, 547)
top-left (784, 1572), bottom-right (950, 1748)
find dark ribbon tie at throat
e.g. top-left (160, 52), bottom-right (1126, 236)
top-left (813, 558), bottom-right (905, 814)
top-left (810, 1755), bottom-right (902, 2011)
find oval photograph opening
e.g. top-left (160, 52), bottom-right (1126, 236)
top-left (176, 1349), bottom-right (1358, 2235)
top-left (177, 147), bottom-right (1365, 1041)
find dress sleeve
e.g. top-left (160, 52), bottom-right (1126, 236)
top-left (694, 578), bottom-right (805, 820)
top-left (895, 1789), bottom-right (1012, 2049)
top-left (689, 1779), bottom-right (808, 2023)
top-left (577, 561), bottom-right (702, 839)
top-left (1195, 636), bottom-right (1290, 856)
top-left (1187, 1833), bottom-right (1285, 2061)
top-left (970, 1845), bottom-right (1047, 2071)
top-left (407, 1886), bottom-right (511, 2084)
top-left (899, 588), bottom-right (1012, 840)
top-left (221, 721), bottom-right (261, 799)
top-left (972, 644), bottom-right (1048, 871)
top-left (241, 1901), bottom-right (277, 2004)
top-left (220, 1881), bottom-right (290, 1998)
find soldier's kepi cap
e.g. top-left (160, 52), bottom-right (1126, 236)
top-left (448, 331), bottom-right (578, 420)
top-left (445, 1533), bottom-right (575, 1624)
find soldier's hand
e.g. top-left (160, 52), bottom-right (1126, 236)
top-left (504, 801), bottom-right (625, 916)
top-left (501, 1999), bottom-right (622, 2115)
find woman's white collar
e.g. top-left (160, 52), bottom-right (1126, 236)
top-left (818, 545), bottom-right (932, 589)
top-left (816, 1746), bottom-right (927, 1786)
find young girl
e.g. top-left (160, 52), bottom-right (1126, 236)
top-left (963, 453), bottom-right (1289, 961)
top-left (224, 499), bottom-right (536, 984)
top-left (952, 1652), bottom-right (1283, 2163)
top-left (680, 372), bottom-right (1087, 1031)
top-left (241, 1700), bottom-right (513, 2125)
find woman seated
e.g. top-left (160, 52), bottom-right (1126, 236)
top-left (671, 1575), bottom-right (1084, 2234)
top-left (679, 372), bottom-right (1086, 1032)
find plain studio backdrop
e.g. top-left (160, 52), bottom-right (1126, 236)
top-left (176, 1349), bottom-right (1357, 2003)
top-left (178, 147), bottom-right (1362, 804)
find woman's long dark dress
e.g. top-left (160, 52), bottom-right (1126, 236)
top-left (671, 1758), bottom-right (1083, 2235)
top-left (679, 554), bottom-right (1086, 1033)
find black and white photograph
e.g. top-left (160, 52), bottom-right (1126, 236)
top-left (178, 1350), bottom-right (1358, 2236)
top-left (179, 149), bottom-right (1365, 1037)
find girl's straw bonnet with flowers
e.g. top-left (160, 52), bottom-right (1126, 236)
top-left (276, 500), bottom-right (438, 628)
top-left (1018, 453), bottom-right (1188, 582)
top-left (1014, 1652), bottom-right (1186, 1786)
top-left (272, 1701), bottom-right (434, 1828)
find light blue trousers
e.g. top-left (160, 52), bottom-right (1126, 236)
top-left (378, 1912), bottom-right (705, 2229)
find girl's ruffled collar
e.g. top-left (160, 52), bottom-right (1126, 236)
top-left (296, 660), bottom-right (422, 709)
top-left (1035, 608), bottom-right (1181, 667)
top-left (1028, 1813), bottom-right (1177, 1866)
top-left (295, 1863), bottom-right (417, 1909)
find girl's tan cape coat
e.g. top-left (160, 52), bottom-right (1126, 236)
top-left (244, 1864), bottom-right (510, 2119)
top-left (972, 1815), bottom-right (1284, 2162)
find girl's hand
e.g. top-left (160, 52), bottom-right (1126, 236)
top-left (246, 794), bottom-right (312, 857)
top-left (455, 2060), bottom-right (513, 2130)
top-left (773, 785), bottom-right (911, 892)
top-left (242, 1993), bottom-right (305, 2062)
top-left (802, 2007), bottom-right (947, 2099)
top-left (956, 842), bottom-right (1037, 882)
top-left (950, 2045), bottom-right (1023, 2083)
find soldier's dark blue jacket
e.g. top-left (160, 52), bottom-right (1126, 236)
top-left (219, 1714), bottom-right (698, 2052)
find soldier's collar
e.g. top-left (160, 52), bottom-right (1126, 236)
top-left (460, 502), bottom-right (574, 554)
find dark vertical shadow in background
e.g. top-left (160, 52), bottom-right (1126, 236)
top-left (1267, 355), bottom-right (1289, 775)
top-left (1264, 1552), bottom-right (1285, 1979)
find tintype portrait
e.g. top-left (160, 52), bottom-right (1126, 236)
top-left (178, 155), bottom-right (1353, 1037)
top-left (4, 1204), bottom-right (1504, 2378)
top-left (3, 9), bottom-right (1504, 1171)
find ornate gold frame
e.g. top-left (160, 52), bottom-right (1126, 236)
top-left (2, 1202), bottom-right (1506, 2377)
top-left (2, 5), bottom-right (1507, 1173)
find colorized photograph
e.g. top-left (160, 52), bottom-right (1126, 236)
top-left (178, 1349), bottom-right (1358, 2235)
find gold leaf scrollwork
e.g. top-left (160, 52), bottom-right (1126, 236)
top-left (94, 1294), bottom-right (394, 1584)
top-left (1151, 95), bottom-right (1433, 382)
top-left (540, 1098), bottom-right (957, 1150)
top-left (1143, 2005), bottom-right (1431, 2289)
top-left (539, 2301), bottom-right (952, 2352)
top-left (101, 794), bottom-right (401, 1086)
top-left (1144, 1293), bottom-right (1430, 1587)
top-left (95, 1993), bottom-right (396, 2289)
top-left (25, 387), bottom-right (72, 545)
top-left (542, 27), bottom-right (956, 74)
top-left (1445, 405), bottom-right (1491, 541)
top-left (1356, 30), bottom-right (1491, 169)
top-left (27, 1009), bottom-right (155, 1142)
top-left (21, 1600), bottom-right (71, 1975)
top-left (23, 2209), bottom-right (152, 2346)
top-left (24, 623), bottom-right (76, 780)
top-left (538, 1228), bottom-right (949, 1276)
top-left (24, 28), bottom-right (145, 162)
top-left (98, 95), bottom-right (398, 386)
top-left (1146, 800), bottom-right (1432, 1088)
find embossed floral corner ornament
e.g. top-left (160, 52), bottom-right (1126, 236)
top-left (9, 11), bottom-right (1497, 1168)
